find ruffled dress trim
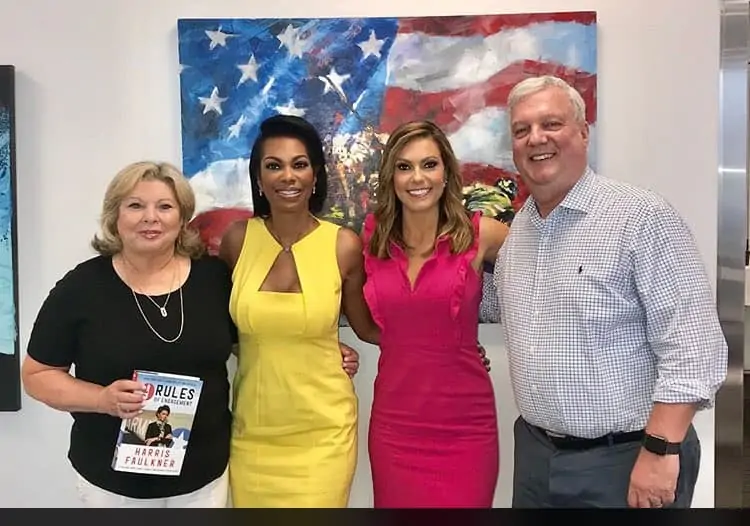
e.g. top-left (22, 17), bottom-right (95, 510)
top-left (361, 211), bottom-right (482, 328)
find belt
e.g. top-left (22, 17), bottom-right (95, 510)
top-left (534, 425), bottom-right (644, 451)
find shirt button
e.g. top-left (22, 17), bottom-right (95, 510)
top-left (531, 384), bottom-right (538, 393)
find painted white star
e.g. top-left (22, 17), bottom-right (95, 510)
top-left (178, 64), bottom-right (189, 74)
top-left (237, 55), bottom-right (259, 85)
top-left (289, 39), bottom-right (306, 58)
top-left (171, 433), bottom-right (188, 450)
top-left (227, 115), bottom-right (247, 139)
top-left (205, 27), bottom-right (233, 50)
top-left (277, 24), bottom-right (298, 50)
top-left (357, 30), bottom-right (385, 60)
top-left (276, 24), bottom-right (306, 58)
top-left (274, 100), bottom-right (306, 117)
top-left (318, 67), bottom-right (350, 102)
top-left (198, 87), bottom-right (227, 115)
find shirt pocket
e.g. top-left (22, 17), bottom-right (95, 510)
top-left (559, 259), bottom-right (632, 339)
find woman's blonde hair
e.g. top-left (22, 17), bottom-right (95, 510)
top-left (368, 121), bottom-right (474, 258)
top-left (91, 161), bottom-right (205, 258)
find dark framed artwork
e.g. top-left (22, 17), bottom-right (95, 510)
top-left (0, 65), bottom-right (20, 411)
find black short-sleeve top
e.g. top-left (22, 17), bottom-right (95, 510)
top-left (26, 254), bottom-right (237, 499)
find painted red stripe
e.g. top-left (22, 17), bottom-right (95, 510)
top-left (189, 207), bottom-right (253, 256)
top-left (379, 60), bottom-right (597, 134)
top-left (461, 162), bottom-right (516, 185)
top-left (397, 12), bottom-right (596, 37)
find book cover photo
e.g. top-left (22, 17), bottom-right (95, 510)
top-left (112, 370), bottom-right (203, 476)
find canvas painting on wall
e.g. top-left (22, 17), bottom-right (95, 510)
top-left (0, 65), bottom-right (20, 411)
top-left (176, 12), bottom-right (597, 322)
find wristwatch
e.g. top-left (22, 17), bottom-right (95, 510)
top-left (642, 433), bottom-right (681, 455)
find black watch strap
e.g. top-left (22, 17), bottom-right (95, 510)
top-left (642, 433), bottom-right (681, 455)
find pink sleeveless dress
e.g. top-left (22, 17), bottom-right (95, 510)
top-left (362, 212), bottom-right (499, 508)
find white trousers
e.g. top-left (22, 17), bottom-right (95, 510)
top-left (75, 466), bottom-right (229, 508)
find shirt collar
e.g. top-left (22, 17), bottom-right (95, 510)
top-left (523, 166), bottom-right (597, 222)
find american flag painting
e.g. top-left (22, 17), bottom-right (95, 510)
top-left (177, 12), bottom-right (597, 255)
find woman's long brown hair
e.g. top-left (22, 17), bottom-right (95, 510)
top-left (368, 120), bottom-right (474, 259)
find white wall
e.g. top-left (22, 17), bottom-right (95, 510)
top-left (0, 0), bottom-right (720, 508)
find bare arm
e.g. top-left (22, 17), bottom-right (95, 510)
top-left (220, 221), bottom-right (246, 359)
top-left (644, 403), bottom-right (697, 444)
top-left (337, 227), bottom-right (380, 345)
top-left (478, 216), bottom-right (509, 266)
top-left (22, 356), bottom-right (104, 413)
top-left (219, 219), bottom-right (249, 272)
top-left (22, 356), bottom-right (144, 417)
top-left (23, 264), bottom-right (146, 419)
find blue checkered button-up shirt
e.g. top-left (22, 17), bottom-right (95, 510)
top-left (489, 168), bottom-right (727, 438)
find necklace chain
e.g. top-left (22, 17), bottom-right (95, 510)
top-left (142, 287), bottom-right (171, 317)
top-left (131, 286), bottom-right (184, 343)
top-left (117, 255), bottom-right (185, 343)
top-left (122, 255), bottom-right (175, 317)
top-left (267, 228), bottom-right (299, 252)
top-left (265, 219), bottom-right (312, 252)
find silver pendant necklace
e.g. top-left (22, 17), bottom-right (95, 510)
top-left (118, 255), bottom-right (184, 343)
top-left (132, 286), bottom-right (184, 343)
top-left (121, 255), bottom-right (175, 317)
top-left (143, 291), bottom-right (171, 317)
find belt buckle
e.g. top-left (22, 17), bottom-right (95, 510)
top-left (545, 430), bottom-right (568, 439)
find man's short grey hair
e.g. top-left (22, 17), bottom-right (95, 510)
top-left (507, 76), bottom-right (587, 123)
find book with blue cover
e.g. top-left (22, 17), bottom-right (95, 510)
top-left (111, 370), bottom-right (203, 476)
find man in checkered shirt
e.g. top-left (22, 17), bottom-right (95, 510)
top-left (488, 75), bottom-right (727, 508)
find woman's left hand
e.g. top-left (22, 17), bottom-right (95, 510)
top-left (340, 342), bottom-right (360, 378)
top-left (478, 344), bottom-right (491, 372)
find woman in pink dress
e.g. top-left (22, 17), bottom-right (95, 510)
top-left (362, 120), bottom-right (509, 508)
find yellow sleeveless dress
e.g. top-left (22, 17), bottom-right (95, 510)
top-left (228, 217), bottom-right (357, 508)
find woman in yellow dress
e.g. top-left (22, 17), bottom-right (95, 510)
top-left (219, 115), bottom-right (380, 507)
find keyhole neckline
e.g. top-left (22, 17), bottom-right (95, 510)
top-left (261, 216), bottom-right (321, 253)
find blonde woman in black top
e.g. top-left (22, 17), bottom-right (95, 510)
top-left (21, 161), bottom-right (360, 508)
